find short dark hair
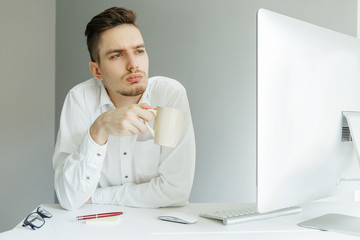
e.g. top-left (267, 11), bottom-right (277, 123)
top-left (85, 7), bottom-right (137, 63)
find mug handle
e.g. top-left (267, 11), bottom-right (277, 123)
top-left (145, 109), bottom-right (157, 137)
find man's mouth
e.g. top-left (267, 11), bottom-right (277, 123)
top-left (126, 74), bottom-right (143, 83)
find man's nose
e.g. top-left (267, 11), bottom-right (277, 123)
top-left (127, 54), bottom-right (139, 72)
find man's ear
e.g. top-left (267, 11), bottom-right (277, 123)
top-left (89, 61), bottom-right (103, 81)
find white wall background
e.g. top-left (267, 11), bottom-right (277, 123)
top-left (0, 0), bottom-right (56, 232)
top-left (0, 0), bottom-right (357, 233)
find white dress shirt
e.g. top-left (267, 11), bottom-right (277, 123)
top-left (53, 76), bottom-right (196, 210)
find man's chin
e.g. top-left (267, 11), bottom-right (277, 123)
top-left (118, 86), bottom-right (146, 97)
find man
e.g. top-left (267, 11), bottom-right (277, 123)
top-left (53, 7), bottom-right (196, 210)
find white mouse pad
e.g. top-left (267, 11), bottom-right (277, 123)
top-left (298, 213), bottom-right (360, 237)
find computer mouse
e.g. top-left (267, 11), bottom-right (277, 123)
top-left (158, 212), bottom-right (198, 224)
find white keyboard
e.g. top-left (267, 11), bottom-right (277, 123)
top-left (200, 206), bottom-right (302, 225)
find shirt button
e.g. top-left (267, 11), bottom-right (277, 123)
top-left (123, 152), bottom-right (127, 155)
top-left (124, 176), bottom-right (128, 179)
top-left (97, 153), bottom-right (101, 156)
top-left (86, 176), bottom-right (90, 180)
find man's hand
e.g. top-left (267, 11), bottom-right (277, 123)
top-left (90, 103), bottom-right (155, 145)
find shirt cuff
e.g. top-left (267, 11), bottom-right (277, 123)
top-left (78, 129), bottom-right (108, 168)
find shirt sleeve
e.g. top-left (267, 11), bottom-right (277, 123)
top-left (53, 90), bottom-right (107, 210)
top-left (91, 84), bottom-right (196, 208)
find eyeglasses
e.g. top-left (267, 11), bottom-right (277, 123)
top-left (22, 207), bottom-right (53, 230)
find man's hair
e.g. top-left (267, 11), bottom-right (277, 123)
top-left (85, 7), bottom-right (137, 63)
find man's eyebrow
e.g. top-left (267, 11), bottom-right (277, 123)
top-left (135, 44), bottom-right (146, 49)
top-left (104, 44), bottom-right (146, 56)
top-left (105, 49), bottom-right (124, 56)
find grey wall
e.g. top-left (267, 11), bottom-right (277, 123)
top-left (0, 0), bottom-right (56, 232)
top-left (56, 0), bottom-right (357, 204)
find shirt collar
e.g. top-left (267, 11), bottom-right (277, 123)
top-left (138, 79), bottom-right (151, 105)
top-left (98, 80), bottom-right (115, 109)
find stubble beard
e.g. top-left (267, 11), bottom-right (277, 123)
top-left (118, 84), bottom-right (146, 97)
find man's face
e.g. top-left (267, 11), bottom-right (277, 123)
top-left (94, 24), bottom-right (149, 98)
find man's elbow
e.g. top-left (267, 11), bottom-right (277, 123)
top-left (58, 197), bottom-right (86, 211)
top-left (166, 184), bottom-right (192, 207)
top-left (55, 187), bottom-right (85, 211)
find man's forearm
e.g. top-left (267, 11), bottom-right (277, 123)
top-left (54, 131), bottom-right (107, 210)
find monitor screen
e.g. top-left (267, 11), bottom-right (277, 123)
top-left (257, 9), bottom-right (360, 213)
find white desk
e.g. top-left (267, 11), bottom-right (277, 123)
top-left (1, 201), bottom-right (360, 240)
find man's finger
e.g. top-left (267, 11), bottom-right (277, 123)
top-left (132, 106), bottom-right (155, 122)
top-left (138, 103), bottom-right (154, 110)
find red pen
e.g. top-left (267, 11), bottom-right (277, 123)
top-left (76, 212), bottom-right (123, 220)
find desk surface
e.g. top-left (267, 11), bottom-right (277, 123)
top-left (1, 201), bottom-right (360, 240)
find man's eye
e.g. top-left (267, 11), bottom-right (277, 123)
top-left (136, 49), bottom-right (145, 54)
top-left (112, 53), bottom-right (122, 58)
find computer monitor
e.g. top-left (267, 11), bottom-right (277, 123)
top-left (257, 9), bottom-right (360, 213)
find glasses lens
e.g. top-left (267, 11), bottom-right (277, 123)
top-left (37, 207), bottom-right (53, 218)
top-left (26, 213), bottom-right (45, 228)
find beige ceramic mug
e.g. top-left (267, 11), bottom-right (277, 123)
top-left (145, 106), bottom-right (186, 148)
